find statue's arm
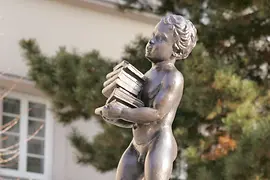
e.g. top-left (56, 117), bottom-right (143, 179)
top-left (103, 117), bottom-right (134, 128)
top-left (95, 107), bottom-right (134, 128)
top-left (120, 71), bottom-right (183, 124)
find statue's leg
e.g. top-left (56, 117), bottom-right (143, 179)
top-left (144, 132), bottom-right (177, 180)
top-left (116, 142), bottom-right (144, 180)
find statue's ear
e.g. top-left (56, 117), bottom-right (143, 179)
top-left (168, 24), bottom-right (174, 30)
top-left (172, 43), bottom-right (184, 59)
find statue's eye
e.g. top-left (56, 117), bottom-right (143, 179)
top-left (155, 35), bottom-right (163, 42)
top-left (156, 34), bottom-right (167, 42)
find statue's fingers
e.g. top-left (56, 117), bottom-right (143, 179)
top-left (103, 75), bottom-right (117, 87)
top-left (102, 81), bottom-right (116, 98)
top-left (105, 68), bottom-right (121, 79)
top-left (94, 106), bottom-right (104, 115)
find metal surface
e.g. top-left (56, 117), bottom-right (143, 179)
top-left (95, 14), bottom-right (197, 180)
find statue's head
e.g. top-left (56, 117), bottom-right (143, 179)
top-left (145, 14), bottom-right (197, 63)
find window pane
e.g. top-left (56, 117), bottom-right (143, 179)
top-left (28, 139), bottom-right (44, 155)
top-left (27, 156), bottom-right (44, 174)
top-left (3, 98), bottom-right (20, 114)
top-left (0, 134), bottom-right (19, 170)
top-left (2, 115), bottom-right (20, 133)
top-left (29, 102), bottom-right (46, 119)
top-left (0, 154), bottom-right (19, 170)
top-left (1, 134), bottom-right (19, 148)
top-left (28, 120), bottom-right (45, 138)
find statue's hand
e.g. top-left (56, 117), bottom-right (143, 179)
top-left (94, 106), bottom-right (103, 116)
top-left (102, 102), bottom-right (123, 119)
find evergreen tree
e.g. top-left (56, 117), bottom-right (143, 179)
top-left (19, 0), bottom-right (270, 178)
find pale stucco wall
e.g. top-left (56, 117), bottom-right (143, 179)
top-left (52, 118), bottom-right (116, 180)
top-left (0, 0), bottom-right (156, 179)
top-left (0, 0), bottom-right (156, 76)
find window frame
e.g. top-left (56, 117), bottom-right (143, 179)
top-left (0, 91), bottom-right (54, 180)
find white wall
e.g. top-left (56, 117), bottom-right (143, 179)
top-left (52, 119), bottom-right (116, 180)
top-left (0, 0), bottom-right (155, 77)
top-left (0, 0), bottom-right (156, 179)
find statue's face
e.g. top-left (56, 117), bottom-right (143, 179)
top-left (145, 21), bottom-right (175, 63)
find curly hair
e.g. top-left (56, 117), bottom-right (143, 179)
top-left (162, 14), bottom-right (197, 60)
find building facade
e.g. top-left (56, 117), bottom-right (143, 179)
top-left (0, 0), bottom-right (158, 179)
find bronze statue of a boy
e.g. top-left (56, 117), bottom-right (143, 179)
top-left (95, 14), bottom-right (197, 180)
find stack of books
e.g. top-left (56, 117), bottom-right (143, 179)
top-left (102, 60), bottom-right (145, 108)
top-left (97, 60), bottom-right (145, 128)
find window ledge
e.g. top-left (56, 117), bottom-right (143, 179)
top-left (0, 73), bottom-right (46, 98)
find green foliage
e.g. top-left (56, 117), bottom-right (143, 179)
top-left (121, 35), bottom-right (151, 73)
top-left (224, 120), bottom-right (270, 180)
top-left (69, 124), bottom-right (132, 172)
top-left (19, 39), bottom-right (115, 124)
top-left (187, 113), bottom-right (270, 180)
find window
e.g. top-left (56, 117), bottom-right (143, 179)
top-left (0, 92), bottom-right (53, 180)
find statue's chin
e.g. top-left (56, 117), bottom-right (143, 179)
top-left (145, 52), bottom-right (150, 58)
top-left (146, 57), bottom-right (163, 64)
top-left (145, 54), bottom-right (154, 61)
top-left (145, 54), bottom-right (153, 62)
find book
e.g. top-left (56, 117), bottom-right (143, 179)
top-left (106, 87), bottom-right (144, 108)
top-left (103, 68), bottom-right (143, 88)
top-left (102, 60), bottom-right (145, 98)
top-left (102, 78), bottom-right (141, 98)
top-left (97, 60), bottom-right (146, 128)
top-left (112, 60), bottom-right (130, 71)
top-left (106, 61), bottom-right (145, 83)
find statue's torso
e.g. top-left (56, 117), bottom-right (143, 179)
top-left (132, 66), bottom-right (180, 145)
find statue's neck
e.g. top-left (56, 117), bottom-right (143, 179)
top-left (152, 59), bottom-right (176, 68)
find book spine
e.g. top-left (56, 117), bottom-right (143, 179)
top-left (117, 88), bottom-right (144, 107)
top-left (121, 70), bottom-right (143, 87)
top-left (118, 73), bottom-right (142, 92)
top-left (113, 60), bottom-right (129, 71)
top-left (126, 64), bottom-right (145, 79)
top-left (116, 79), bottom-right (140, 96)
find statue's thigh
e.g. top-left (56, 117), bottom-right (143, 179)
top-left (144, 136), bottom-right (176, 180)
top-left (116, 143), bottom-right (144, 180)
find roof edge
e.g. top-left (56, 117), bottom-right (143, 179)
top-left (53, 0), bottom-right (160, 25)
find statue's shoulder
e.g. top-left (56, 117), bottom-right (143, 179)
top-left (163, 68), bottom-right (184, 89)
top-left (165, 67), bottom-right (183, 81)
